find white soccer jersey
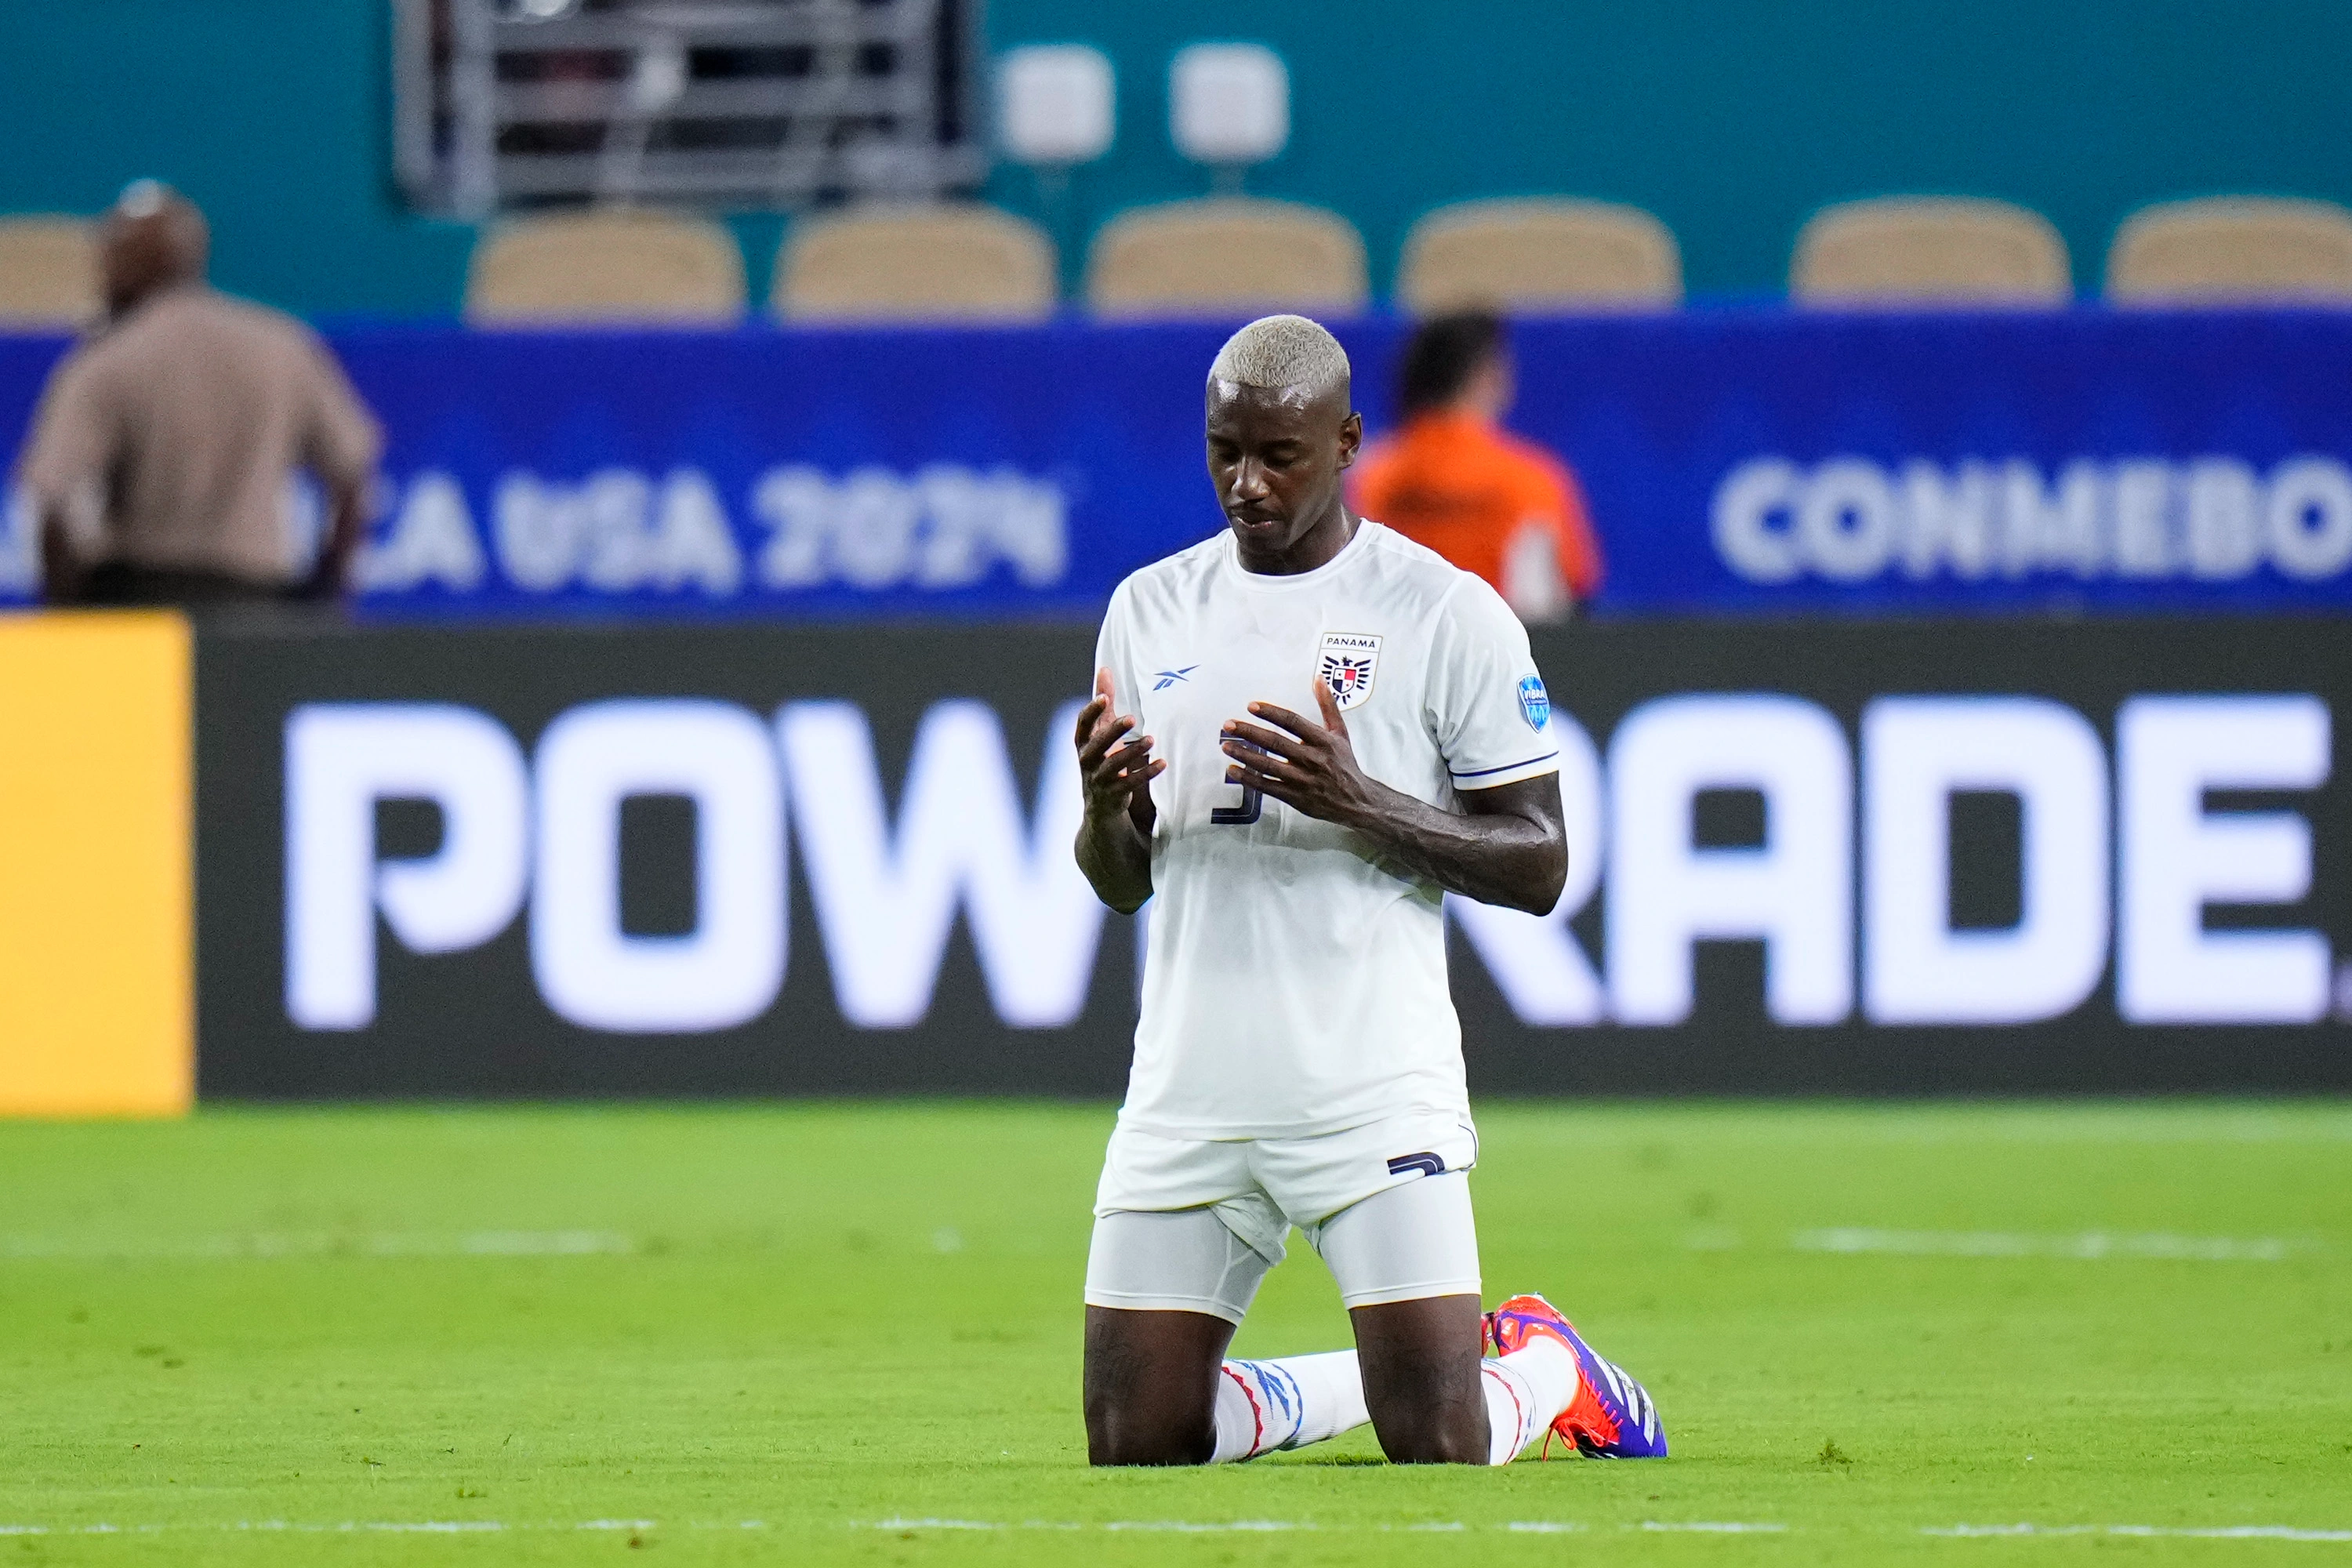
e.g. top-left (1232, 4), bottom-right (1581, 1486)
top-left (1094, 519), bottom-right (1560, 1140)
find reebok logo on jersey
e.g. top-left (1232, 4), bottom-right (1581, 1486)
top-left (1317, 632), bottom-right (1383, 711)
top-left (1152, 666), bottom-right (1198, 691)
top-left (1518, 674), bottom-right (1551, 731)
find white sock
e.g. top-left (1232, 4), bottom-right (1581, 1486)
top-left (1210, 1352), bottom-right (1370, 1462)
top-left (1480, 1338), bottom-right (1580, 1465)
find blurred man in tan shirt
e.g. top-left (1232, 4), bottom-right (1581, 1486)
top-left (16, 182), bottom-right (380, 606)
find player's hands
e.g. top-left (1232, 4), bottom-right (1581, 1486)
top-left (1220, 680), bottom-right (1382, 828)
top-left (1075, 666), bottom-right (1164, 823)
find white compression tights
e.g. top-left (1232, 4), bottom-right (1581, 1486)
top-left (1210, 1336), bottom-right (1577, 1466)
top-left (1088, 1181), bottom-right (1577, 1465)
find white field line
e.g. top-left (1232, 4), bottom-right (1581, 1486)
top-left (1926, 1524), bottom-right (2352, 1541)
top-left (1792, 1229), bottom-right (2303, 1262)
top-left (869, 1519), bottom-right (1783, 1534)
top-left (8, 1516), bottom-right (2346, 1541)
top-left (1103, 1520), bottom-right (1304, 1532)
top-left (0, 1519), bottom-right (687, 1536)
top-left (868, 1519), bottom-right (2352, 1538)
top-left (1671, 1116), bottom-right (2352, 1147)
top-left (0, 1230), bottom-right (633, 1261)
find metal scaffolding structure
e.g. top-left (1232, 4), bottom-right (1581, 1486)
top-left (394, 0), bottom-right (985, 214)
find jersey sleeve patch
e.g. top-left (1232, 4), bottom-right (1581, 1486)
top-left (1517, 674), bottom-right (1552, 731)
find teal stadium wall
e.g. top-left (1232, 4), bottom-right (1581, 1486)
top-left (0, 0), bottom-right (2347, 318)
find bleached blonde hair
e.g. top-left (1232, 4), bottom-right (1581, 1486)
top-left (1207, 314), bottom-right (1351, 404)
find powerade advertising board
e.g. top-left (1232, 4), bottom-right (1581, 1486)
top-left (197, 617), bottom-right (2352, 1098)
top-left (9, 310), bottom-right (2352, 618)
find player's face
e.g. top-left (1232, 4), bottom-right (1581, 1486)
top-left (1204, 381), bottom-right (1363, 565)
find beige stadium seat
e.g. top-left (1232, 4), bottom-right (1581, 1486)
top-left (1397, 198), bottom-right (1682, 314)
top-left (466, 210), bottom-right (746, 326)
top-left (0, 216), bottom-right (100, 330)
top-left (2106, 198), bottom-right (2352, 306)
top-left (1086, 198), bottom-right (1368, 320)
top-left (1791, 197), bottom-right (2071, 308)
top-left (775, 205), bottom-right (1056, 324)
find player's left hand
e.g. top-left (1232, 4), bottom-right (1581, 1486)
top-left (1219, 681), bottom-right (1384, 827)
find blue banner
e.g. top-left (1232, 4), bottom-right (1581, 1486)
top-left (5, 310), bottom-right (2352, 617)
top-left (1509, 310), bottom-right (2352, 617)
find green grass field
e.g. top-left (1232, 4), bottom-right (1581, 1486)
top-left (2, 1101), bottom-right (2348, 1564)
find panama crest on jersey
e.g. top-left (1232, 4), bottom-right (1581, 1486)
top-left (1317, 631), bottom-right (1383, 711)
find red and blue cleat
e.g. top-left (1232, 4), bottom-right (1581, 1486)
top-left (1484, 1293), bottom-right (1668, 1459)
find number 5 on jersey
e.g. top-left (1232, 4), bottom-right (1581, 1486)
top-left (1213, 738), bottom-right (1266, 825)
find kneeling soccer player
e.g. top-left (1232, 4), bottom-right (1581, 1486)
top-left (1070, 314), bottom-right (1665, 1467)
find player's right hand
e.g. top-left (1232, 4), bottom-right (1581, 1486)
top-left (1076, 666), bottom-right (1164, 821)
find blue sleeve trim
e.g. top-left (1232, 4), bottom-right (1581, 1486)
top-left (1450, 751), bottom-right (1559, 780)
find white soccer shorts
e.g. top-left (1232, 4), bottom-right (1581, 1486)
top-left (1084, 1111), bottom-right (1482, 1322)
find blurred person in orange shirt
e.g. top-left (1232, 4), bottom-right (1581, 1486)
top-left (1350, 310), bottom-right (1602, 621)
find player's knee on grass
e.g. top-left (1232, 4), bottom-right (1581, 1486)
top-left (1351, 1294), bottom-right (1490, 1465)
top-left (1083, 1208), bottom-right (1266, 1464)
top-left (1082, 1306), bottom-right (1234, 1466)
top-left (1304, 1173), bottom-right (1489, 1462)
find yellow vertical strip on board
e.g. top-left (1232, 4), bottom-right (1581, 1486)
top-left (0, 611), bottom-right (193, 1116)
